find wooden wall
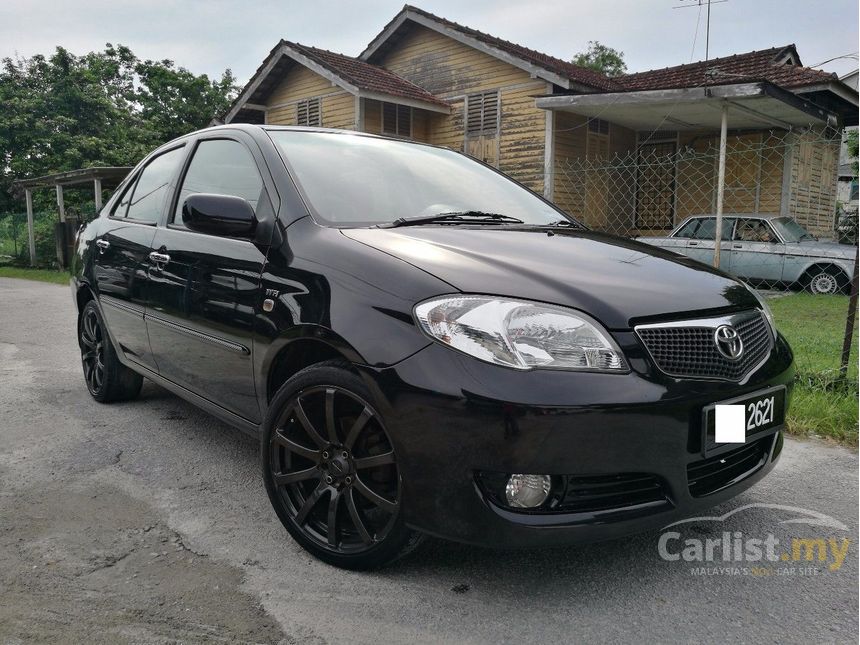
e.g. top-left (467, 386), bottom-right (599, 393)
top-left (377, 25), bottom-right (548, 193)
top-left (787, 128), bottom-right (841, 237)
top-left (265, 64), bottom-right (355, 129)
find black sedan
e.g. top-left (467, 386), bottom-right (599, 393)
top-left (71, 125), bottom-right (794, 569)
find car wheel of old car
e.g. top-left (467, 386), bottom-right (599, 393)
top-left (804, 267), bottom-right (845, 295)
top-left (262, 361), bottom-right (422, 569)
top-left (78, 300), bottom-right (144, 402)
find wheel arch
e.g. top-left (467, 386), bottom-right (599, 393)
top-left (798, 261), bottom-right (850, 284)
top-left (262, 327), bottom-right (365, 404)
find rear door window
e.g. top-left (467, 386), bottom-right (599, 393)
top-left (119, 146), bottom-right (185, 223)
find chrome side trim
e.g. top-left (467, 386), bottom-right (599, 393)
top-left (145, 314), bottom-right (250, 355)
top-left (100, 295), bottom-right (144, 319)
top-left (634, 309), bottom-right (773, 384)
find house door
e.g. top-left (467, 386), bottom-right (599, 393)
top-left (636, 141), bottom-right (677, 231)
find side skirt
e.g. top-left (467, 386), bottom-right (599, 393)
top-left (124, 359), bottom-right (261, 438)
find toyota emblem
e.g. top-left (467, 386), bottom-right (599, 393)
top-left (714, 325), bottom-right (743, 360)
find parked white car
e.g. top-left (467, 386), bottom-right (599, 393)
top-left (638, 214), bottom-right (856, 294)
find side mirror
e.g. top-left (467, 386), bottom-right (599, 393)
top-left (182, 193), bottom-right (257, 238)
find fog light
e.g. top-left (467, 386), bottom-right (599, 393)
top-left (505, 474), bottom-right (552, 508)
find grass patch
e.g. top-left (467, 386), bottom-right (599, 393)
top-left (0, 266), bottom-right (69, 285)
top-left (768, 292), bottom-right (858, 446)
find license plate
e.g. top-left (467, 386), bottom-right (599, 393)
top-left (702, 385), bottom-right (786, 455)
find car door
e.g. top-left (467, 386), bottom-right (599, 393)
top-left (93, 145), bottom-right (187, 371)
top-left (729, 218), bottom-right (785, 282)
top-left (145, 134), bottom-right (274, 423)
top-left (683, 217), bottom-right (735, 272)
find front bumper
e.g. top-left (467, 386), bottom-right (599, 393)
top-left (357, 331), bottom-right (795, 548)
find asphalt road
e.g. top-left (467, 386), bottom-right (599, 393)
top-left (1, 277), bottom-right (857, 644)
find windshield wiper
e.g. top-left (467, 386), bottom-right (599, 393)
top-left (381, 211), bottom-right (525, 228)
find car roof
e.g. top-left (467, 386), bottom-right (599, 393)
top-left (685, 213), bottom-right (785, 220)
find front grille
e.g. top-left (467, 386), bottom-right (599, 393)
top-left (636, 310), bottom-right (772, 381)
top-left (557, 472), bottom-right (668, 514)
top-left (687, 436), bottom-right (773, 497)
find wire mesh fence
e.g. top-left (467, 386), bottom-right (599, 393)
top-left (550, 127), bottom-right (857, 295)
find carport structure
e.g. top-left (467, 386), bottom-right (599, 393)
top-left (12, 166), bottom-right (131, 267)
top-left (537, 80), bottom-right (856, 267)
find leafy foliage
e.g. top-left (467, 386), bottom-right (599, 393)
top-left (846, 129), bottom-right (858, 174)
top-left (0, 44), bottom-right (238, 213)
top-left (572, 41), bottom-right (627, 77)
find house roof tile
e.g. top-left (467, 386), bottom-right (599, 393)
top-left (615, 45), bottom-right (837, 91)
top-left (285, 41), bottom-right (449, 107)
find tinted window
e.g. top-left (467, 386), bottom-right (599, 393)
top-left (122, 147), bottom-right (185, 223)
top-left (269, 131), bottom-right (566, 227)
top-left (735, 218), bottom-right (776, 243)
top-left (174, 139), bottom-right (264, 224)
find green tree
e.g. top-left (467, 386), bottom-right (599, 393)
top-left (0, 45), bottom-right (238, 214)
top-left (846, 129), bottom-right (858, 174)
top-left (572, 41), bottom-right (627, 77)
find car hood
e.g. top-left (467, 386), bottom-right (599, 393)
top-left (342, 227), bottom-right (758, 329)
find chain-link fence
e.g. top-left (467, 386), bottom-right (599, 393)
top-left (550, 128), bottom-right (856, 294)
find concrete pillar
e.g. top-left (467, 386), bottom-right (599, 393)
top-left (94, 178), bottom-right (103, 212)
top-left (713, 103), bottom-right (728, 269)
top-left (25, 189), bottom-right (36, 267)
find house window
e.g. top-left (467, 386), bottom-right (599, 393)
top-left (297, 98), bottom-right (321, 127)
top-left (382, 102), bottom-right (412, 137)
top-left (588, 118), bottom-right (610, 135)
top-left (466, 90), bottom-right (499, 136)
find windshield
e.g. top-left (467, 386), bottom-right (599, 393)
top-left (269, 131), bottom-right (571, 227)
top-left (771, 217), bottom-right (814, 242)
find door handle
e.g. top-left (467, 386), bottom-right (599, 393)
top-left (95, 239), bottom-right (110, 253)
top-left (689, 241), bottom-right (699, 246)
top-left (149, 251), bottom-right (170, 266)
top-left (733, 244), bottom-right (743, 249)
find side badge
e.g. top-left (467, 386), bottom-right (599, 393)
top-left (262, 298), bottom-right (275, 313)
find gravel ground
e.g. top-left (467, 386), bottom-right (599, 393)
top-left (0, 277), bottom-right (857, 644)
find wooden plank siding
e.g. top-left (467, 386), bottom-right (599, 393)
top-left (377, 25), bottom-right (548, 193)
top-left (265, 64), bottom-right (355, 129)
top-left (786, 128), bottom-right (841, 237)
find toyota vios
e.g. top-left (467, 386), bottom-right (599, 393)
top-left (71, 126), bottom-right (794, 569)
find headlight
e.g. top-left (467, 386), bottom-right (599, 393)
top-left (413, 295), bottom-right (627, 372)
top-left (749, 288), bottom-right (778, 339)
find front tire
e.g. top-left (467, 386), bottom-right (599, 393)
top-left (261, 362), bottom-right (422, 569)
top-left (78, 300), bottom-right (143, 402)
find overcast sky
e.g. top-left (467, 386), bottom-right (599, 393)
top-left (2, 0), bottom-right (858, 85)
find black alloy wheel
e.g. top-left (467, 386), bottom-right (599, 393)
top-left (262, 363), bottom-right (420, 569)
top-left (80, 306), bottom-right (106, 396)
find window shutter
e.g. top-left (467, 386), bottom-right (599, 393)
top-left (382, 102), bottom-right (397, 135)
top-left (466, 90), bottom-right (499, 136)
top-left (297, 98), bottom-right (321, 127)
top-left (382, 102), bottom-right (411, 136)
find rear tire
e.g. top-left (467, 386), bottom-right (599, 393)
top-left (261, 361), bottom-right (422, 569)
top-left (78, 300), bottom-right (143, 403)
top-left (803, 267), bottom-right (847, 295)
